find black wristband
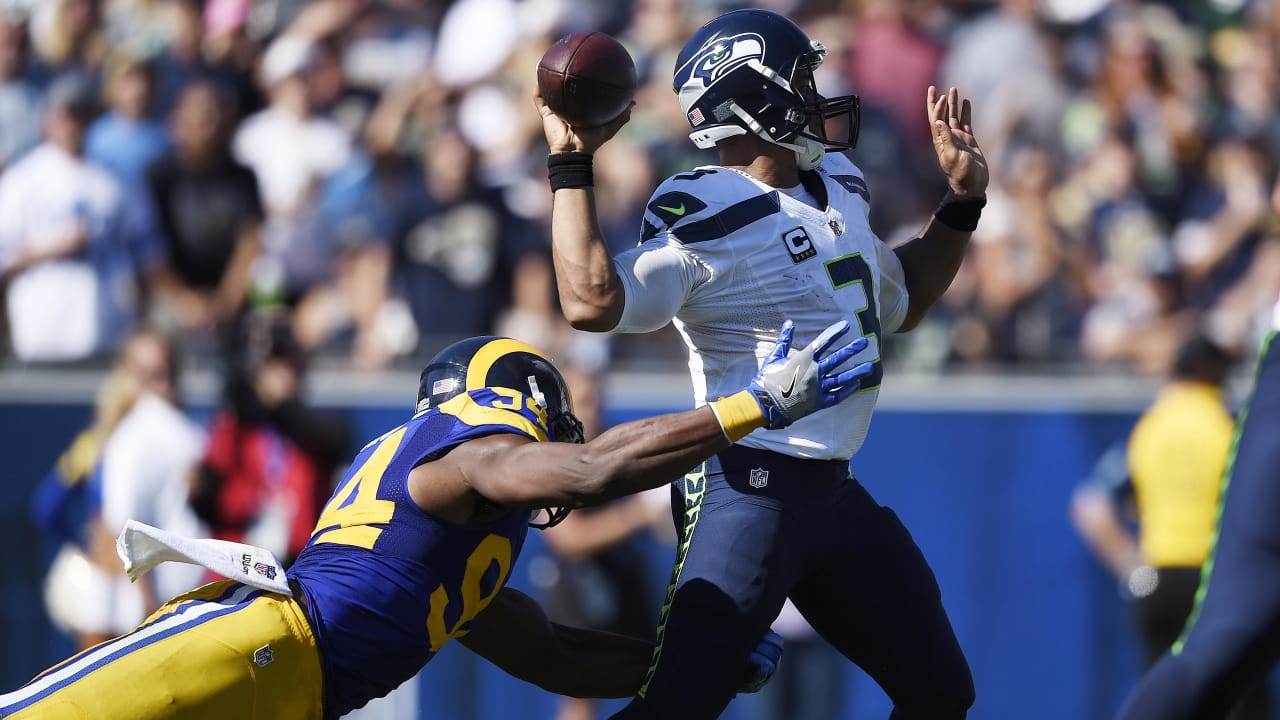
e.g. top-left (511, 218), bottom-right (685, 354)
top-left (934, 189), bottom-right (987, 232)
top-left (547, 152), bottom-right (594, 191)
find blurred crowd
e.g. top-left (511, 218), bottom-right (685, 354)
top-left (9, 3), bottom-right (1278, 715)
top-left (0, 0), bottom-right (1278, 379)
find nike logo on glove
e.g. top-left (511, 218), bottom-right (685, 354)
top-left (656, 203), bottom-right (686, 216)
top-left (779, 368), bottom-right (799, 398)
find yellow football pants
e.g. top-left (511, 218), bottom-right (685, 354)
top-left (0, 580), bottom-right (324, 719)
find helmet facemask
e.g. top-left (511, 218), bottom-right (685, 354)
top-left (786, 59), bottom-right (860, 152)
top-left (522, 371), bottom-right (583, 530)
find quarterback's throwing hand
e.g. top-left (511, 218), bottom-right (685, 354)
top-left (533, 90), bottom-right (633, 155)
top-left (749, 320), bottom-right (873, 429)
top-left (928, 85), bottom-right (988, 198)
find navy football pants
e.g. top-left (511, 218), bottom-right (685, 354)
top-left (1118, 331), bottom-right (1280, 720)
top-left (611, 445), bottom-right (974, 720)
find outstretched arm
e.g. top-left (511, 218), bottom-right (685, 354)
top-left (458, 587), bottom-right (653, 697)
top-left (459, 587), bottom-right (784, 698)
top-left (410, 321), bottom-right (873, 521)
top-left (893, 86), bottom-right (989, 332)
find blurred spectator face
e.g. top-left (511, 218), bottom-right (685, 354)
top-left (173, 82), bottom-right (227, 158)
top-left (560, 367), bottom-right (601, 440)
top-left (123, 332), bottom-right (176, 403)
top-left (423, 130), bottom-right (475, 202)
top-left (1005, 145), bottom-right (1053, 196)
top-left (262, 34), bottom-right (317, 116)
top-left (1102, 19), bottom-right (1155, 97)
top-left (306, 42), bottom-right (345, 111)
top-left (45, 107), bottom-right (89, 155)
top-left (57, 0), bottom-right (98, 45)
top-left (631, 0), bottom-right (682, 50)
top-left (1206, 139), bottom-right (1263, 188)
top-left (0, 19), bottom-right (25, 79)
top-left (1085, 135), bottom-right (1138, 200)
top-left (110, 63), bottom-right (154, 119)
top-left (168, 0), bottom-right (203, 61)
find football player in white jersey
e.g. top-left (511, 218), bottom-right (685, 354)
top-left (536, 8), bottom-right (987, 719)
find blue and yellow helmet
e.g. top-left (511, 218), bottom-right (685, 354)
top-left (417, 336), bottom-right (585, 529)
top-left (416, 335), bottom-right (585, 446)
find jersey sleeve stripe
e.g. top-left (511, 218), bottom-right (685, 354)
top-left (672, 191), bottom-right (780, 244)
top-left (641, 218), bottom-right (661, 243)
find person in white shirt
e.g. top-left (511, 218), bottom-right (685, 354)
top-left (232, 33), bottom-right (351, 298)
top-left (52, 330), bottom-right (206, 642)
top-left (536, 9), bottom-right (988, 719)
top-left (98, 331), bottom-right (205, 629)
top-left (0, 75), bottom-right (159, 361)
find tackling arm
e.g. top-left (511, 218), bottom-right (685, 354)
top-left (460, 588), bottom-right (785, 698)
top-left (458, 587), bottom-right (653, 698)
top-left (413, 321), bottom-right (871, 519)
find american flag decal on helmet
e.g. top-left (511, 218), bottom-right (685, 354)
top-left (688, 107), bottom-right (705, 125)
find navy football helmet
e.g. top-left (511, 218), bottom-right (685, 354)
top-left (417, 336), bottom-right (585, 528)
top-left (674, 9), bottom-right (860, 170)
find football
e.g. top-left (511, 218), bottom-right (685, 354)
top-left (537, 31), bottom-right (637, 128)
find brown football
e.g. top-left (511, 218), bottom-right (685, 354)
top-left (537, 31), bottom-right (637, 128)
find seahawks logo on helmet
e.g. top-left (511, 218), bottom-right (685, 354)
top-left (686, 32), bottom-right (765, 87)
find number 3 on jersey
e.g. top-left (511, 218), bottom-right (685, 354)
top-left (824, 253), bottom-right (883, 390)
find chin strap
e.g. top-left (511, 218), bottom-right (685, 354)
top-left (776, 136), bottom-right (825, 170)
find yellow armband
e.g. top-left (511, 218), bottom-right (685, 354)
top-left (709, 390), bottom-right (767, 443)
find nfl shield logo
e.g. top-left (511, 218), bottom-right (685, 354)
top-left (254, 562), bottom-right (277, 580)
top-left (253, 645), bottom-right (274, 667)
top-left (749, 468), bottom-right (769, 489)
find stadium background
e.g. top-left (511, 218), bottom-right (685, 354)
top-left (1, 0), bottom-right (1279, 718)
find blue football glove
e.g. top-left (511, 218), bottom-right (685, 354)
top-left (740, 629), bottom-right (784, 694)
top-left (747, 320), bottom-right (873, 430)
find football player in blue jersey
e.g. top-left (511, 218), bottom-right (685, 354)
top-left (1, 322), bottom-right (872, 719)
top-left (536, 8), bottom-right (987, 719)
top-left (1116, 298), bottom-right (1280, 719)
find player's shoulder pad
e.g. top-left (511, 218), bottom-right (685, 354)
top-left (817, 152), bottom-right (870, 204)
top-left (641, 167), bottom-right (780, 246)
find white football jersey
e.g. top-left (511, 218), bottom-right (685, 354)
top-left (612, 153), bottom-right (908, 460)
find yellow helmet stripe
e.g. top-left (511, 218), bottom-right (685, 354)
top-left (465, 338), bottom-right (553, 392)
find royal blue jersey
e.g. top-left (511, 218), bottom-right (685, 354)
top-left (288, 387), bottom-right (550, 718)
